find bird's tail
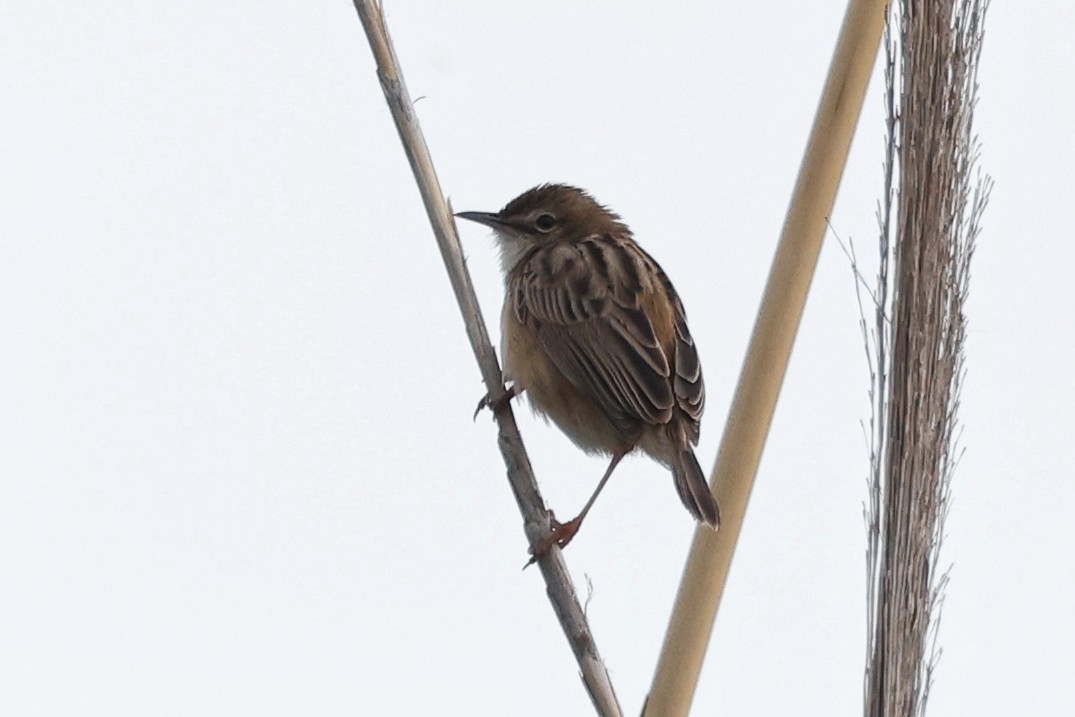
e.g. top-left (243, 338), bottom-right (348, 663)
top-left (671, 446), bottom-right (721, 529)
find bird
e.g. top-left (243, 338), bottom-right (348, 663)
top-left (456, 184), bottom-right (719, 556)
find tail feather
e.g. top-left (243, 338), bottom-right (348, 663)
top-left (672, 447), bottom-right (721, 529)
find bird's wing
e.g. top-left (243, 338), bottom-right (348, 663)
top-left (511, 236), bottom-right (680, 430)
top-left (657, 264), bottom-right (704, 443)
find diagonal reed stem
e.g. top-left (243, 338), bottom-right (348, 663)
top-left (645, 1), bottom-right (889, 714)
top-left (352, 2), bottom-right (623, 714)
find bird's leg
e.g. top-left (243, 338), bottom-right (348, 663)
top-left (473, 383), bottom-right (522, 420)
top-left (530, 451), bottom-right (627, 561)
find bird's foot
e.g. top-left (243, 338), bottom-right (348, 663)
top-left (525, 513), bottom-right (583, 567)
top-left (473, 384), bottom-right (521, 420)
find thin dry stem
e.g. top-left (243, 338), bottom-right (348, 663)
top-left (351, 3), bottom-right (622, 715)
top-left (864, 1), bottom-right (990, 715)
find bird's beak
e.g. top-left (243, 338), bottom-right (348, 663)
top-left (455, 210), bottom-right (505, 229)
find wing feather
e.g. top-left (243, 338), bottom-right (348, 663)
top-left (511, 237), bottom-right (690, 432)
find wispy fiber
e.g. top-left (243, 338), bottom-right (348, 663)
top-left (864, 1), bottom-right (991, 715)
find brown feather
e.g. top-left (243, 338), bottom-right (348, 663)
top-left (509, 233), bottom-right (681, 433)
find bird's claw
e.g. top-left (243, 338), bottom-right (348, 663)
top-left (473, 394), bottom-right (491, 421)
top-left (524, 513), bottom-right (583, 569)
top-left (473, 384), bottom-right (520, 421)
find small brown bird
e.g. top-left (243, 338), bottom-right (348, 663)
top-left (457, 184), bottom-right (719, 555)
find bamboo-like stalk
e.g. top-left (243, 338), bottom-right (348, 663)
top-left (352, 3), bottom-right (623, 715)
top-left (864, 2), bottom-right (990, 715)
top-left (644, 1), bottom-right (889, 714)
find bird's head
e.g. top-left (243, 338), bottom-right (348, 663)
top-left (457, 184), bottom-right (627, 272)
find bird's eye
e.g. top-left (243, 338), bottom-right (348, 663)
top-left (534, 213), bottom-right (557, 232)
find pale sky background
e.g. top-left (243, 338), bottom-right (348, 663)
top-left (2, 2), bottom-right (1073, 715)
